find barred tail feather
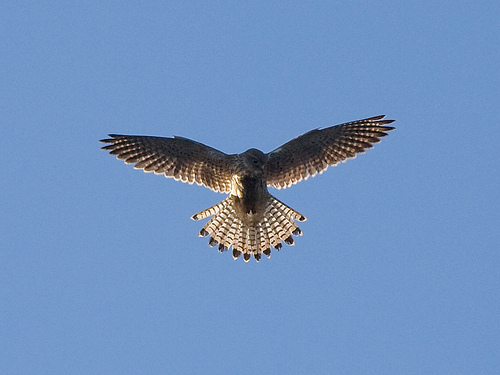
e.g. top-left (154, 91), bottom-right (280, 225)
top-left (191, 195), bottom-right (306, 262)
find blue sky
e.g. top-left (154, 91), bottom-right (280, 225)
top-left (1, 1), bottom-right (498, 374)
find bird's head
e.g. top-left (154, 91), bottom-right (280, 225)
top-left (241, 148), bottom-right (268, 175)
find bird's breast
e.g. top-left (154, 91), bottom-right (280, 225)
top-left (231, 174), bottom-right (269, 216)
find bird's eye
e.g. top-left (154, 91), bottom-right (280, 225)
top-left (252, 159), bottom-right (260, 166)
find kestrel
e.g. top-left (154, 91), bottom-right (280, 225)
top-left (101, 115), bottom-right (394, 262)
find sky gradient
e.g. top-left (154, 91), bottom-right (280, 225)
top-left (1, 1), bottom-right (499, 374)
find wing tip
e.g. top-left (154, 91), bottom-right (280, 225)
top-left (100, 134), bottom-right (124, 149)
top-left (365, 115), bottom-right (395, 126)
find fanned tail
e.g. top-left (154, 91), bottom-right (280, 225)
top-left (191, 195), bottom-right (306, 262)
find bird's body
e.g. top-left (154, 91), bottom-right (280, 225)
top-left (101, 115), bottom-right (394, 262)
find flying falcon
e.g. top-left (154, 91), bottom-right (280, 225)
top-left (101, 115), bottom-right (394, 262)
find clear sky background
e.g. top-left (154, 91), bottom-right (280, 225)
top-left (1, 1), bottom-right (498, 374)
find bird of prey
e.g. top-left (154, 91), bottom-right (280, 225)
top-left (101, 115), bottom-right (394, 262)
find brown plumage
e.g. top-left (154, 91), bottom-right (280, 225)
top-left (100, 115), bottom-right (395, 262)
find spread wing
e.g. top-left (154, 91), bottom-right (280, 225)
top-left (100, 135), bottom-right (235, 193)
top-left (265, 115), bottom-right (395, 189)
